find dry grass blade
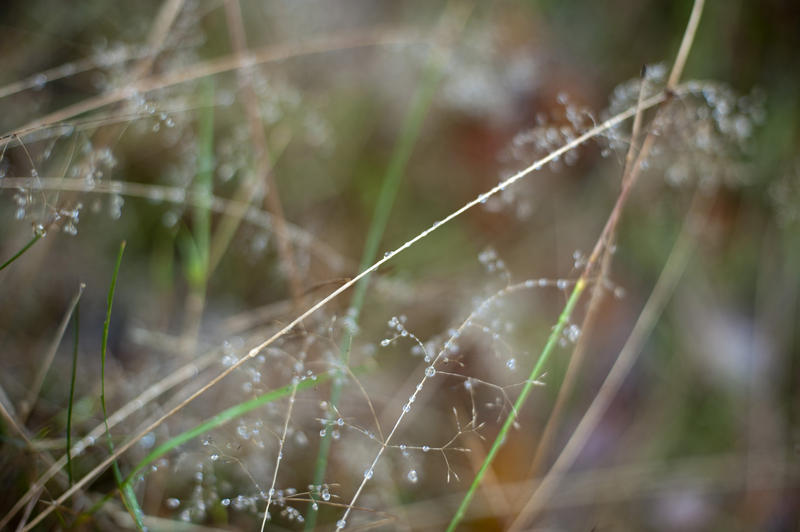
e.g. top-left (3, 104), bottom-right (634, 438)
top-left (0, 29), bottom-right (421, 147)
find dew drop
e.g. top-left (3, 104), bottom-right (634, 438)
top-left (33, 73), bottom-right (47, 90)
top-left (140, 432), bottom-right (156, 449)
top-left (425, 366), bottom-right (436, 378)
top-left (407, 469), bottom-right (418, 483)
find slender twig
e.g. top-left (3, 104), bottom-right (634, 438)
top-left (260, 381), bottom-right (299, 532)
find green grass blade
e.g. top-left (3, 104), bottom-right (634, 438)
top-left (97, 241), bottom-right (144, 530)
top-left (305, 21), bottom-right (453, 531)
top-left (193, 78), bottom-right (215, 277)
top-left (121, 373), bottom-right (330, 487)
top-left (66, 297), bottom-right (81, 486)
top-left (0, 232), bottom-right (42, 272)
top-left (446, 278), bottom-right (587, 532)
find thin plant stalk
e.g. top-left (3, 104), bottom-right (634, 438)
top-left (21, 283), bottom-right (85, 422)
top-left (261, 381), bottom-right (299, 532)
top-left (179, 79), bottom-right (214, 355)
top-left (0, 177), bottom-right (348, 273)
top-left (66, 289), bottom-right (84, 486)
top-left (0, 233), bottom-right (42, 273)
top-left (1, 29), bottom-right (420, 148)
top-left (221, 0), bottom-right (303, 306)
top-left (98, 241), bottom-right (144, 530)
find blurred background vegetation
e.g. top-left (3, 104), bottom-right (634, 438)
top-left (0, 0), bottom-right (797, 530)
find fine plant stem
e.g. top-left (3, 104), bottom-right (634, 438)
top-left (179, 80), bottom-right (214, 355)
top-left (20, 282), bottom-right (85, 423)
top-left (222, 0), bottom-right (303, 307)
top-left (0, 177), bottom-right (349, 273)
top-left (126, 0), bottom-right (185, 83)
top-left (0, 29), bottom-right (421, 148)
top-left (667, 0), bottom-right (706, 89)
top-left (20, 80), bottom-right (682, 532)
top-left (507, 195), bottom-right (701, 530)
top-left (305, 3), bottom-right (469, 527)
top-left (261, 381), bottom-right (299, 532)
top-left (98, 241), bottom-right (144, 530)
top-left (0, 232), bottom-right (42, 273)
top-left (66, 287), bottom-right (85, 486)
top-left (206, 131), bottom-right (292, 278)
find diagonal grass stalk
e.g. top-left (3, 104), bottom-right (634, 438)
top-left (0, 232), bottom-right (42, 273)
top-left (98, 241), bottom-right (145, 530)
top-left (66, 285), bottom-right (85, 486)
